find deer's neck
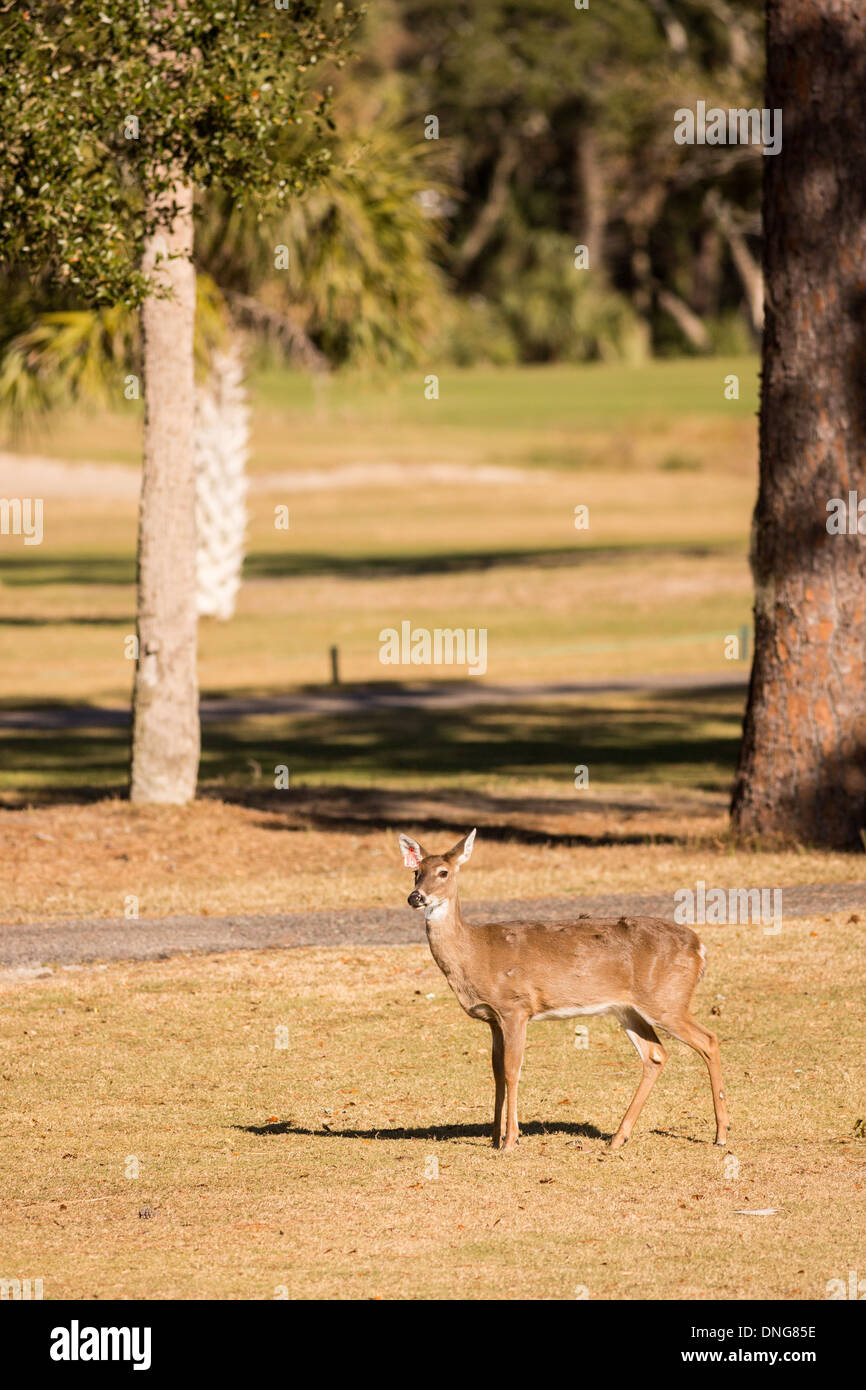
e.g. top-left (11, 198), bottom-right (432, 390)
top-left (424, 893), bottom-right (470, 982)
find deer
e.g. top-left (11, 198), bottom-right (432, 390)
top-left (399, 828), bottom-right (729, 1154)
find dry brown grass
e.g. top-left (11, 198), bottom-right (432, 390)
top-left (0, 796), bottom-right (862, 924)
top-left (0, 915), bottom-right (863, 1299)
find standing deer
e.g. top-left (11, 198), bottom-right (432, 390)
top-left (399, 828), bottom-right (729, 1153)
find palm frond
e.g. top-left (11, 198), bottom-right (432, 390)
top-left (0, 276), bottom-right (229, 425)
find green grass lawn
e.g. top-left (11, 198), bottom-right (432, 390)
top-left (4, 354), bottom-right (758, 469)
top-left (249, 355), bottom-right (759, 432)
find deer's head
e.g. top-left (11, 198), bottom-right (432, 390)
top-left (399, 829), bottom-right (476, 915)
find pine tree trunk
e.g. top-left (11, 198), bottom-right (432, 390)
top-left (730, 0), bottom-right (866, 848)
top-left (130, 181), bottom-right (200, 804)
top-left (195, 342), bottom-right (249, 622)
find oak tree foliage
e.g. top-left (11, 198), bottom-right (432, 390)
top-left (0, 0), bottom-right (356, 305)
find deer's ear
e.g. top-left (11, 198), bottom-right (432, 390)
top-left (398, 833), bottom-right (426, 870)
top-left (447, 828), bottom-right (476, 866)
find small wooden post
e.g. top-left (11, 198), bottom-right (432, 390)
top-left (329, 645), bottom-right (340, 685)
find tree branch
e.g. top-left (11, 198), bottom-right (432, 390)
top-left (705, 189), bottom-right (764, 333)
top-left (656, 286), bottom-right (712, 351)
top-left (453, 135), bottom-right (521, 274)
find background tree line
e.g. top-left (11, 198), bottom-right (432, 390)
top-left (201, 0), bottom-right (768, 369)
top-left (2, 0), bottom-right (767, 384)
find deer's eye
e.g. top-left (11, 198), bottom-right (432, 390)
top-left (438, 868), bottom-right (448, 878)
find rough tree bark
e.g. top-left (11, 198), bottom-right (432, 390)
top-left (130, 181), bottom-right (200, 803)
top-left (730, 0), bottom-right (866, 847)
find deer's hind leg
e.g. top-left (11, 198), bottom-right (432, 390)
top-left (608, 1006), bottom-right (667, 1151)
top-left (662, 1014), bottom-right (729, 1146)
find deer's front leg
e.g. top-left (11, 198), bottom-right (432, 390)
top-left (500, 1014), bottom-right (528, 1153)
top-left (489, 1020), bottom-right (505, 1149)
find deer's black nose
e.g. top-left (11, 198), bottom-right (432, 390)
top-left (408, 890), bottom-right (424, 909)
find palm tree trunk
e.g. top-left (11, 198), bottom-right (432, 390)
top-left (130, 180), bottom-right (200, 803)
top-left (195, 341), bottom-right (249, 622)
top-left (730, 0), bottom-right (866, 847)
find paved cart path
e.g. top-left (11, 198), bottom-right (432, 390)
top-left (1, 881), bottom-right (862, 971)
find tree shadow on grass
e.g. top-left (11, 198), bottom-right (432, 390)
top-left (243, 541), bottom-right (731, 582)
top-left (201, 694), bottom-right (741, 791)
top-left (0, 554), bottom-right (136, 587)
top-left (237, 1118), bottom-right (607, 1142)
top-left (0, 689), bottom-right (742, 819)
top-left (247, 806), bottom-right (686, 848)
top-left (0, 540), bottom-right (735, 589)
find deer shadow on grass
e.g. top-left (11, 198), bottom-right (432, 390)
top-left (649, 1127), bottom-right (720, 1147)
top-left (237, 1119), bottom-right (606, 1142)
